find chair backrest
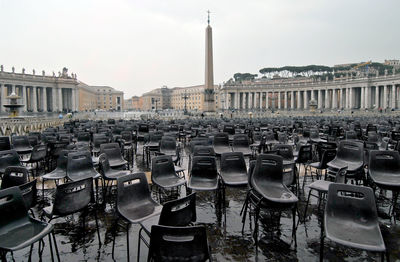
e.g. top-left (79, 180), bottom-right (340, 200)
top-left (11, 135), bottom-right (31, 149)
top-left (53, 177), bottom-right (93, 216)
top-left (148, 225), bottom-right (211, 262)
top-left (251, 154), bottom-right (283, 186)
top-left (272, 144), bottom-right (294, 160)
top-left (100, 142), bottom-right (123, 161)
top-left (152, 155), bottom-right (175, 179)
top-left (369, 150), bottom-right (400, 174)
top-left (117, 173), bottom-right (152, 214)
top-left (0, 187), bottom-right (30, 234)
top-left (98, 153), bottom-right (112, 176)
top-left (27, 136), bottom-right (39, 147)
top-left (1, 166), bottom-right (29, 189)
top-left (189, 140), bottom-right (208, 154)
top-left (67, 150), bottom-right (94, 180)
top-left (345, 130), bottom-right (357, 140)
top-left (325, 183), bottom-right (378, 228)
top-left (19, 179), bottom-right (37, 209)
top-left (319, 149), bottom-right (337, 169)
top-left (309, 129), bottom-right (320, 139)
top-left (192, 146), bottom-right (216, 157)
top-left (336, 140), bottom-right (364, 163)
top-left (223, 125), bottom-right (235, 135)
top-left (158, 193), bottom-right (197, 226)
top-left (121, 131), bottom-right (133, 142)
top-left (220, 152), bottom-right (247, 174)
top-left (0, 136), bottom-right (11, 151)
top-left (0, 150), bottom-right (21, 172)
top-left (31, 144), bottom-right (47, 161)
top-left (296, 144), bottom-right (312, 164)
top-left (213, 133), bottom-right (229, 146)
top-left (191, 156), bottom-right (218, 180)
top-left (77, 132), bottom-right (90, 142)
top-left (233, 134), bottom-right (249, 147)
top-left (159, 136), bottom-right (176, 151)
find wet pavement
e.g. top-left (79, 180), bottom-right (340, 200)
top-left (6, 142), bottom-right (400, 261)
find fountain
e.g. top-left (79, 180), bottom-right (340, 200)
top-left (3, 91), bottom-right (24, 117)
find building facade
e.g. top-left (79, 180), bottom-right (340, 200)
top-left (0, 66), bottom-right (124, 113)
top-left (124, 96), bottom-right (143, 110)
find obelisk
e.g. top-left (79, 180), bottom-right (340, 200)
top-left (203, 10), bottom-right (215, 112)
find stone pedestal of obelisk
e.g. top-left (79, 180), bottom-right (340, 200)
top-left (203, 14), bottom-right (215, 113)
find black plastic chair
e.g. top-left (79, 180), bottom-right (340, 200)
top-left (304, 149), bottom-right (336, 188)
top-left (67, 150), bottom-right (100, 181)
top-left (0, 166), bottom-right (29, 190)
top-left (327, 140), bottom-right (364, 183)
top-left (138, 193), bottom-right (197, 261)
top-left (232, 134), bottom-right (252, 157)
top-left (42, 177), bottom-right (101, 245)
top-left (21, 144), bottom-right (47, 177)
top-left (219, 152), bottom-right (247, 211)
top-left (0, 136), bottom-right (11, 151)
top-left (212, 132), bottom-right (231, 156)
top-left (148, 225), bottom-right (212, 262)
top-left (11, 135), bottom-right (32, 155)
top-left (113, 173), bottom-right (162, 262)
top-left (320, 184), bottom-right (387, 261)
top-left (0, 149), bottom-right (23, 175)
top-left (151, 155), bottom-right (186, 202)
top-left (0, 187), bottom-right (59, 261)
top-left (241, 154), bottom-right (298, 247)
top-left (98, 153), bottom-right (131, 201)
top-left (19, 179), bottom-right (38, 217)
top-left (368, 150), bottom-right (400, 223)
top-left (100, 143), bottom-right (128, 170)
top-left (92, 136), bottom-right (110, 155)
top-left (188, 156), bottom-right (219, 192)
top-left (77, 132), bottom-right (90, 142)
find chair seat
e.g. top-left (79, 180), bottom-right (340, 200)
top-left (153, 175), bottom-right (186, 188)
top-left (68, 171), bottom-right (100, 181)
top-left (188, 177), bottom-right (219, 191)
top-left (119, 201), bottom-right (162, 224)
top-left (325, 215), bottom-right (386, 252)
top-left (109, 159), bottom-right (128, 168)
top-left (307, 161), bottom-right (321, 169)
top-left (309, 180), bottom-right (333, 193)
top-left (368, 170), bottom-right (400, 190)
top-left (42, 168), bottom-right (66, 180)
top-left (214, 146), bottom-right (231, 155)
top-left (104, 170), bottom-right (131, 180)
top-left (252, 182), bottom-right (298, 204)
top-left (327, 158), bottom-right (363, 172)
top-left (220, 172), bottom-right (248, 186)
top-left (0, 218), bottom-right (53, 251)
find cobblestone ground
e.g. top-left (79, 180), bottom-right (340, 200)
top-left (6, 142), bottom-right (400, 262)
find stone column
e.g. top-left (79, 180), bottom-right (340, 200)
top-left (375, 86), bottom-right (380, 109)
top-left (297, 91), bottom-right (301, 109)
top-left (311, 89), bottom-right (315, 100)
top-left (318, 89), bottom-right (322, 109)
top-left (364, 87), bottom-right (369, 109)
top-left (0, 85), bottom-right (5, 112)
top-left (21, 86), bottom-right (27, 112)
top-left (303, 90), bottom-right (308, 109)
top-left (290, 91), bottom-right (294, 109)
top-left (349, 87), bottom-right (354, 109)
top-left (58, 88), bottom-right (63, 111)
top-left (284, 92), bottom-right (288, 109)
top-left (278, 92), bottom-right (281, 109)
top-left (259, 92), bottom-right (262, 109)
top-left (383, 85), bottom-right (388, 109)
top-left (325, 89), bottom-right (329, 109)
top-left (31, 87), bottom-right (37, 112)
top-left (392, 85), bottom-right (396, 109)
top-left (42, 87), bottom-right (47, 112)
top-left (266, 92), bottom-right (269, 109)
top-left (360, 87), bottom-right (365, 109)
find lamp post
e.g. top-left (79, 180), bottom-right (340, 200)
top-left (181, 90), bottom-right (190, 115)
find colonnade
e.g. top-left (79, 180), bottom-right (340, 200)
top-left (223, 84), bottom-right (400, 111)
top-left (0, 84), bottom-right (77, 113)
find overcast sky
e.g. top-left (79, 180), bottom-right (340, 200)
top-left (0, 0), bottom-right (399, 97)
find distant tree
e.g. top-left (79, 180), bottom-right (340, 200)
top-left (233, 73), bottom-right (258, 82)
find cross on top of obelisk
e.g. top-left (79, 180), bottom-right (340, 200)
top-left (207, 10), bottom-right (210, 25)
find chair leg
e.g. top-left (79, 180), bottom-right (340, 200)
top-left (52, 232), bottom-right (60, 262)
top-left (48, 234), bottom-right (55, 262)
top-left (292, 205), bottom-right (297, 248)
top-left (94, 209), bottom-right (102, 246)
top-left (29, 244), bottom-right (34, 262)
top-left (137, 227), bottom-right (143, 262)
top-left (112, 218), bottom-right (119, 260)
top-left (304, 189), bottom-right (312, 223)
top-left (126, 224), bottom-right (130, 262)
top-left (319, 211), bottom-right (325, 262)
